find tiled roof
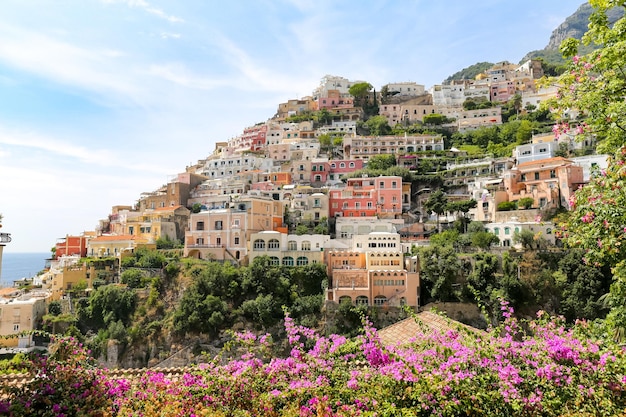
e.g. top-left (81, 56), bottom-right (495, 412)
top-left (90, 235), bottom-right (135, 242)
top-left (516, 157), bottom-right (570, 168)
top-left (378, 311), bottom-right (484, 347)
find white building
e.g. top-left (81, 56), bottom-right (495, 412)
top-left (485, 219), bottom-right (556, 248)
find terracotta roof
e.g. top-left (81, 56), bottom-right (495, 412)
top-left (516, 157), bottom-right (571, 168)
top-left (90, 235), bottom-right (135, 242)
top-left (378, 311), bottom-right (484, 347)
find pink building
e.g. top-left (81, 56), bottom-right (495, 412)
top-left (490, 80), bottom-right (516, 103)
top-left (310, 160), bottom-right (330, 184)
top-left (317, 90), bottom-right (354, 110)
top-left (231, 124), bottom-right (268, 152)
top-left (329, 176), bottom-right (403, 219)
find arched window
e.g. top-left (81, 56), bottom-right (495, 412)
top-left (296, 256), bottom-right (309, 266)
top-left (339, 296), bottom-right (352, 304)
top-left (288, 240), bottom-right (297, 251)
top-left (269, 256), bottom-right (280, 266)
top-left (282, 256), bottom-right (294, 266)
top-left (301, 241), bottom-right (311, 251)
top-left (253, 239), bottom-right (265, 250)
top-left (268, 239), bottom-right (280, 250)
top-left (356, 296), bottom-right (369, 305)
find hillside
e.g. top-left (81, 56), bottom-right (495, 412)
top-left (522, 2), bottom-right (624, 64)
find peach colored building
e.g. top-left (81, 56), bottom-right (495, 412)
top-left (0, 289), bottom-right (48, 348)
top-left (324, 236), bottom-right (419, 307)
top-left (184, 195), bottom-right (284, 264)
top-left (503, 157), bottom-right (584, 210)
top-left (329, 176), bottom-right (403, 219)
top-left (343, 135), bottom-right (444, 160)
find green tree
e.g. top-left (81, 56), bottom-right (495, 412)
top-left (554, 249), bottom-right (611, 322)
top-left (85, 285), bottom-right (137, 329)
top-left (48, 300), bottom-right (62, 316)
top-left (423, 189), bottom-right (448, 231)
top-left (547, 0), bottom-right (626, 155)
top-left (471, 231), bottom-right (500, 250)
top-left (422, 113), bottom-right (447, 125)
top-left (366, 154), bottom-right (396, 170)
top-left (121, 269), bottom-right (144, 288)
top-left (349, 82), bottom-right (373, 109)
top-left (364, 115), bottom-right (392, 136)
top-left (518, 197), bottom-right (534, 209)
top-left (316, 108), bottom-right (333, 125)
top-left (418, 245), bottom-right (461, 303)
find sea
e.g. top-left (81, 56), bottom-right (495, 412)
top-left (0, 252), bottom-right (49, 288)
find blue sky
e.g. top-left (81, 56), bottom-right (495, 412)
top-left (0, 0), bottom-right (584, 253)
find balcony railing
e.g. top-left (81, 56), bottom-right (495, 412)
top-left (187, 244), bottom-right (225, 249)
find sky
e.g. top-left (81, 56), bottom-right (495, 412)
top-left (0, 0), bottom-right (585, 253)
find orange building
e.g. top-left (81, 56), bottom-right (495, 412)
top-left (55, 235), bottom-right (88, 258)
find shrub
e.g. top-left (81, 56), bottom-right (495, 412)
top-left (497, 201), bottom-right (517, 211)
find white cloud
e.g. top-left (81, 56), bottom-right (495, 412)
top-left (101, 0), bottom-right (184, 23)
top-left (0, 24), bottom-right (144, 105)
top-left (160, 32), bottom-right (181, 39)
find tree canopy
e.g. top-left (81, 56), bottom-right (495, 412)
top-left (549, 0), bottom-right (626, 337)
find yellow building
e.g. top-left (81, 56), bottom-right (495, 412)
top-left (0, 288), bottom-right (48, 349)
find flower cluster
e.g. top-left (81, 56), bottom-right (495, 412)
top-left (2, 311), bottom-right (626, 416)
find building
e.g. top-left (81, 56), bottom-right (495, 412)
top-left (329, 176), bottom-right (403, 219)
top-left (55, 235), bottom-right (89, 258)
top-left (503, 157), bottom-right (584, 210)
top-left (87, 235), bottom-right (138, 258)
top-left (343, 135), bottom-right (445, 160)
top-left (248, 231), bottom-right (330, 266)
top-left (324, 231), bottom-right (420, 307)
top-left (184, 195), bottom-right (284, 263)
top-left (485, 219), bottom-right (556, 248)
top-left (0, 288), bottom-right (48, 348)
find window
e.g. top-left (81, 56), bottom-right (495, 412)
top-left (234, 237), bottom-right (240, 245)
top-left (283, 256), bottom-right (294, 266)
top-left (392, 181), bottom-right (397, 188)
top-left (269, 256), bottom-right (280, 266)
top-left (494, 227), bottom-right (500, 235)
top-left (340, 163), bottom-right (346, 168)
top-left (253, 239), bottom-right (266, 250)
top-left (534, 172), bottom-right (540, 180)
top-left (550, 170), bottom-right (556, 178)
top-left (374, 296), bottom-right (387, 306)
top-left (215, 220), bottom-right (223, 230)
top-left (216, 237), bottom-right (221, 246)
top-left (356, 296), bottom-right (369, 305)
top-left (504, 227), bottom-right (510, 235)
top-left (296, 256), bottom-right (309, 266)
top-left (288, 240), bottom-right (297, 250)
top-left (349, 162), bottom-right (355, 168)
top-left (13, 324), bottom-right (19, 332)
top-left (367, 201), bottom-right (373, 208)
top-left (379, 181), bottom-right (385, 188)
top-left (302, 241), bottom-right (311, 251)
top-left (520, 174), bottom-right (526, 181)
top-left (268, 239), bottom-right (280, 250)
top-left (196, 221), bottom-right (205, 231)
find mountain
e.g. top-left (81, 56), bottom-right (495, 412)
top-left (444, 3), bottom-right (624, 81)
top-left (522, 2), bottom-right (624, 64)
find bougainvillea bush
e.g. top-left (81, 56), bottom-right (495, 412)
top-left (2, 305), bottom-right (626, 416)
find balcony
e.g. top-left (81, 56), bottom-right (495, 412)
top-left (187, 244), bottom-right (225, 249)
